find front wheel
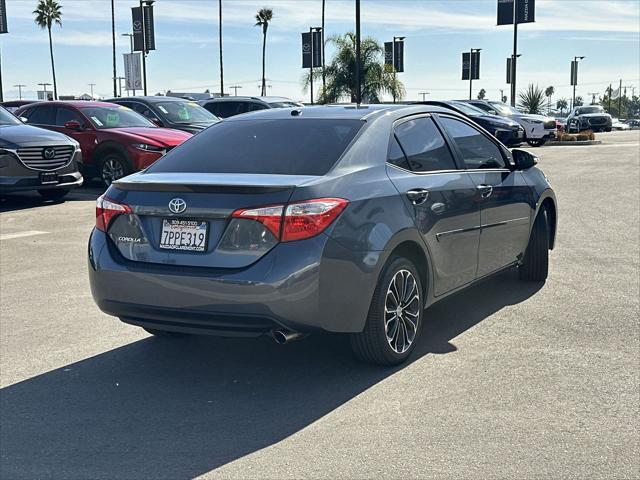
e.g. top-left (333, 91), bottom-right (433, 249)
top-left (351, 256), bottom-right (424, 366)
top-left (527, 138), bottom-right (547, 147)
top-left (100, 153), bottom-right (131, 187)
top-left (38, 188), bottom-right (69, 201)
top-left (519, 209), bottom-right (549, 282)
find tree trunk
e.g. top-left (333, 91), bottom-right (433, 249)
top-left (261, 26), bottom-right (267, 96)
top-left (219, 0), bottom-right (224, 96)
top-left (48, 26), bottom-right (57, 100)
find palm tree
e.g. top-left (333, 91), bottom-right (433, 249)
top-left (34, 0), bottom-right (62, 100)
top-left (518, 84), bottom-right (546, 114)
top-left (556, 98), bottom-right (568, 115)
top-left (574, 96), bottom-right (584, 107)
top-left (218, 0), bottom-right (224, 96)
top-left (255, 8), bottom-right (273, 96)
top-left (304, 32), bottom-right (403, 103)
top-left (544, 86), bottom-right (555, 114)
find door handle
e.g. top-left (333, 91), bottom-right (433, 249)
top-left (406, 188), bottom-right (430, 205)
top-left (476, 184), bottom-right (493, 198)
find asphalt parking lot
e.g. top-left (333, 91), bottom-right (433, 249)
top-left (1, 130), bottom-right (638, 479)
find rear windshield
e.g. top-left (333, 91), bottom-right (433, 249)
top-left (146, 118), bottom-right (364, 176)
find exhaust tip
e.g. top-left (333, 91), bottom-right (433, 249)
top-left (270, 329), bottom-right (305, 345)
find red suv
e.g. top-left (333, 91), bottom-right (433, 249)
top-left (16, 101), bottom-right (192, 186)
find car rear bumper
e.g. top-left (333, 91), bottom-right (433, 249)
top-left (88, 228), bottom-right (382, 335)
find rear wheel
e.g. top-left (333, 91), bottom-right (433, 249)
top-left (350, 256), bottom-right (423, 366)
top-left (519, 209), bottom-right (549, 282)
top-left (100, 153), bottom-right (131, 187)
top-left (527, 138), bottom-right (547, 147)
top-left (38, 188), bottom-right (69, 201)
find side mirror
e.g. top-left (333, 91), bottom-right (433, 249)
top-left (64, 120), bottom-right (82, 131)
top-left (511, 149), bottom-right (538, 170)
top-left (148, 117), bottom-right (162, 127)
top-left (19, 116), bottom-right (29, 123)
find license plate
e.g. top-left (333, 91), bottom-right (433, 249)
top-left (40, 172), bottom-right (58, 185)
top-left (159, 219), bottom-right (208, 252)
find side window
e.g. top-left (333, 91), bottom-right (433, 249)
top-left (55, 107), bottom-right (84, 126)
top-left (394, 117), bottom-right (457, 172)
top-left (248, 102), bottom-right (268, 112)
top-left (210, 102), bottom-right (239, 118)
top-left (387, 135), bottom-right (410, 170)
top-left (235, 102), bottom-right (250, 114)
top-left (440, 117), bottom-right (506, 169)
top-left (126, 102), bottom-right (153, 118)
top-left (472, 102), bottom-right (493, 114)
top-left (24, 105), bottom-right (55, 125)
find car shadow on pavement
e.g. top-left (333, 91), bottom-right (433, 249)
top-left (0, 186), bottom-right (104, 213)
top-left (0, 269), bottom-right (542, 480)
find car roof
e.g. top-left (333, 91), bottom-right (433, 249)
top-left (20, 100), bottom-right (120, 108)
top-left (112, 96), bottom-right (193, 104)
top-left (223, 104), bottom-right (455, 121)
top-left (203, 96), bottom-right (297, 103)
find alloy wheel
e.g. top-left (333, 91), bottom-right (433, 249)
top-left (384, 269), bottom-right (420, 354)
top-left (101, 158), bottom-right (125, 186)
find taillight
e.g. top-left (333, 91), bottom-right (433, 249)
top-left (95, 195), bottom-right (132, 232)
top-left (230, 198), bottom-right (348, 243)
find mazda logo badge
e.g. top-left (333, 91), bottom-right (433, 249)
top-left (43, 148), bottom-right (56, 160)
top-left (168, 198), bottom-right (187, 214)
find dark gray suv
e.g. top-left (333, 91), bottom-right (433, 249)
top-left (88, 105), bottom-right (557, 365)
top-left (199, 96), bottom-right (303, 118)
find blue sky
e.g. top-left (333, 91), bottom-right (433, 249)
top-left (2, 0), bottom-right (639, 103)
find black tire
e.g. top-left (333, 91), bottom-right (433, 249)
top-left (143, 327), bottom-right (184, 337)
top-left (605, 127), bottom-right (612, 132)
top-left (350, 256), bottom-right (424, 366)
top-left (527, 138), bottom-right (546, 147)
top-left (519, 209), bottom-right (549, 282)
top-left (99, 152), bottom-right (131, 187)
top-left (37, 188), bottom-right (69, 201)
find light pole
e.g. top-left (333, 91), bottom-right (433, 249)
top-left (355, 0), bottom-right (361, 104)
top-left (116, 77), bottom-right (125, 97)
top-left (122, 33), bottom-right (135, 96)
top-left (229, 85), bottom-right (242, 96)
top-left (571, 56), bottom-right (585, 110)
top-left (111, 0), bottom-right (117, 97)
top-left (308, 26), bottom-right (322, 105)
top-left (419, 92), bottom-right (430, 101)
top-left (468, 48), bottom-right (481, 100)
top-left (392, 36), bottom-right (405, 104)
top-left (140, 0), bottom-right (155, 96)
top-left (14, 84), bottom-right (26, 100)
top-left (37, 82), bottom-right (52, 100)
top-left (88, 83), bottom-right (96, 100)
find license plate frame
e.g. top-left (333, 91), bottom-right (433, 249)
top-left (159, 218), bottom-right (209, 252)
top-left (40, 172), bottom-right (59, 185)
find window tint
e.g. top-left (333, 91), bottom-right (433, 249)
top-left (394, 117), bottom-right (456, 172)
top-left (55, 107), bottom-right (84, 126)
top-left (387, 135), bottom-right (410, 170)
top-left (25, 105), bottom-right (55, 125)
top-left (440, 117), bottom-right (506, 169)
top-left (147, 119), bottom-right (364, 176)
top-left (248, 102), bottom-right (268, 112)
top-left (209, 102), bottom-right (240, 118)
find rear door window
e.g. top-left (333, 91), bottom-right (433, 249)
top-left (25, 105), bottom-right (55, 125)
top-left (209, 102), bottom-right (241, 118)
top-left (393, 117), bottom-right (457, 172)
top-left (147, 119), bottom-right (364, 176)
top-left (440, 117), bottom-right (506, 169)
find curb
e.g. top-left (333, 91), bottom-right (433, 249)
top-left (546, 140), bottom-right (602, 146)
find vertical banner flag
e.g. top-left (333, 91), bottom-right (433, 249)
top-left (394, 40), bottom-right (404, 73)
top-left (124, 53), bottom-right (143, 90)
top-left (0, 0), bottom-right (8, 34)
top-left (497, 0), bottom-right (535, 25)
top-left (462, 52), bottom-right (471, 80)
top-left (471, 50), bottom-right (480, 79)
top-left (132, 7), bottom-right (144, 52)
top-left (384, 42), bottom-right (393, 67)
top-left (143, 4), bottom-right (155, 51)
top-left (570, 60), bottom-right (578, 86)
top-left (506, 57), bottom-right (512, 84)
top-left (301, 31), bottom-right (322, 68)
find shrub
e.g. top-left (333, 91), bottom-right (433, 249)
top-left (576, 134), bottom-right (590, 141)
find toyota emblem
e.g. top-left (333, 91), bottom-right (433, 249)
top-left (43, 148), bottom-right (56, 160)
top-left (168, 198), bottom-right (187, 214)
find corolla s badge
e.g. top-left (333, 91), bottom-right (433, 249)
top-left (168, 198), bottom-right (187, 214)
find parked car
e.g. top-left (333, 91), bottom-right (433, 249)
top-left (415, 100), bottom-right (524, 146)
top-left (199, 96), bottom-right (304, 118)
top-left (554, 116), bottom-right (567, 132)
top-left (0, 106), bottom-right (82, 200)
top-left (460, 100), bottom-right (557, 147)
top-left (106, 96), bottom-right (219, 134)
top-left (1, 100), bottom-right (36, 114)
top-left (16, 101), bottom-right (192, 186)
top-left (566, 105), bottom-right (612, 133)
top-left (611, 118), bottom-right (630, 131)
top-left (88, 104), bottom-right (557, 366)
top-left (625, 119), bottom-right (640, 129)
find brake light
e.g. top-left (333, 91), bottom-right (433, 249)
top-left (95, 195), bottom-right (132, 232)
top-left (231, 198), bottom-right (348, 243)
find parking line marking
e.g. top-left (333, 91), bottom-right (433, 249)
top-left (0, 231), bottom-right (49, 241)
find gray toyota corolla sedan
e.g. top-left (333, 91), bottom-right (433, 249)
top-left (89, 105), bottom-right (557, 365)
